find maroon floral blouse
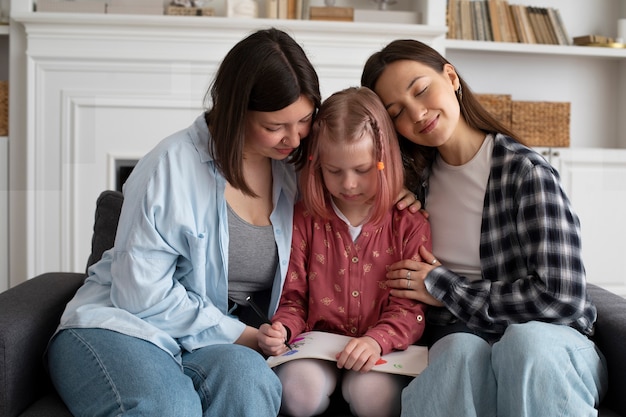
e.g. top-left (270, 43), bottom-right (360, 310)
top-left (272, 201), bottom-right (431, 355)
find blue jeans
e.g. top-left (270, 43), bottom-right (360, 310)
top-left (401, 321), bottom-right (608, 417)
top-left (47, 328), bottom-right (281, 417)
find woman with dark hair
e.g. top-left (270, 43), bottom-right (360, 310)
top-left (46, 28), bottom-right (320, 417)
top-left (362, 39), bottom-right (608, 417)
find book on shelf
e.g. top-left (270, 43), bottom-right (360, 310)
top-left (446, 0), bottom-right (459, 39)
top-left (541, 8), bottom-right (559, 44)
top-left (513, 4), bottom-right (536, 44)
top-left (277, 0), bottom-right (288, 19)
top-left (508, 4), bottom-right (524, 43)
top-left (265, 331), bottom-right (429, 377)
top-left (459, 0), bottom-right (474, 40)
top-left (534, 7), bottom-right (558, 45)
top-left (486, 0), bottom-right (502, 42)
top-left (503, 2), bottom-right (519, 43)
top-left (446, 0), bottom-right (569, 45)
top-left (267, 0), bottom-right (302, 19)
top-left (547, 8), bottom-right (570, 45)
top-left (527, 7), bottom-right (541, 43)
top-left (473, 1), bottom-right (493, 41)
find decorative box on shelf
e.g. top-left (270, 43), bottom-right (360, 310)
top-left (36, 0), bottom-right (106, 14)
top-left (107, 0), bottom-right (163, 15)
top-left (512, 101), bottom-right (570, 148)
top-left (475, 94), bottom-right (512, 128)
top-left (353, 9), bottom-right (419, 24)
top-left (476, 94), bottom-right (570, 148)
top-left (309, 6), bottom-right (354, 22)
top-left (165, 5), bottom-right (215, 16)
top-left (573, 34), bottom-right (626, 49)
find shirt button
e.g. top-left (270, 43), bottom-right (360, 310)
top-left (275, 229), bottom-right (282, 235)
top-left (351, 290), bottom-right (359, 297)
top-left (417, 315), bottom-right (423, 322)
top-left (350, 327), bottom-right (357, 334)
top-left (351, 256), bottom-right (358, 263)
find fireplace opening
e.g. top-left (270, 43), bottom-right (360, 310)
top-left (115, 159), bottom-right (138, 192)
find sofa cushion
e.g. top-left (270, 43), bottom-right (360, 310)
top-left (86, 190), bottom-right (123, 271)
top-left (588, 284), bottom-right (626, 416)
top-left (17, 393), bottom-right (73, 417)
top-left (0, 273), bottom-right (85, 417)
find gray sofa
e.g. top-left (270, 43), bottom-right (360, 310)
top-left (1, 190), bottom-right (626, 417)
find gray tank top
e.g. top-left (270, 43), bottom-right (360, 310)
top-left (227, 204), bottom-right (278, 305)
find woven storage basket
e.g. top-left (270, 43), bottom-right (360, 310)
top-left (475, 94), bottom-right (512, 129)
top-left (511, 101), bottom-right (570, 147)
top-left (165, 6), bottom-right (215, 16)
top-left (0, 81), bottom-right (7, 136)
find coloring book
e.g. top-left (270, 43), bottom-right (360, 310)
top-left (265, 331), bottom-right (428, 376)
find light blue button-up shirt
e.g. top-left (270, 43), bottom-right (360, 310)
top-left (57, 114), bottom-right (297, 362)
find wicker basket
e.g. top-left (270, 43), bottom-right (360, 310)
top-left (0, 81), bottom-right (7, 136)
top-left (475, 94), bottom-right (512, 129)
top-left (165, 6), bottom-right (215, 16)
top-left (511, 101), bottom-right (570, 147)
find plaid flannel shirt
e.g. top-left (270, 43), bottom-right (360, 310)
top-left (423, 134), bottom-right (596, 336)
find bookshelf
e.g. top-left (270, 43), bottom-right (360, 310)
top-left (443, 0), bottom-right (626, 150)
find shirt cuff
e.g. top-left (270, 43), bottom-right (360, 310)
top-left (424, 267), bottom-right (458, 302)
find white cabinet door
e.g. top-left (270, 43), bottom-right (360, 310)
top-left (549, 148), bottom-right (626, 297)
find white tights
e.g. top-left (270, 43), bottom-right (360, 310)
top-left (275, 359), bottom-right (410, 417)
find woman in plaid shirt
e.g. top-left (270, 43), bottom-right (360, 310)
top-left (361, 39), bottom-right (608, 417)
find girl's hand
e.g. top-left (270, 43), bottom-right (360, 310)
top-left (395, 188), bottom-right (428, 217)
top-left (257, 322), bottom-right (290, 356)
top-left (335, 336), bottom-right (381, 373)
top-left (386, 246), bottom-right (444, 307)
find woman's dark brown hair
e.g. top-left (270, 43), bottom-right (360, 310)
top-left (205, 28), bottom-right (322, 196)
top-left (361, 39), bottom-right (519, 196)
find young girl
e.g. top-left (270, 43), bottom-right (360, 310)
top-left (257, 87), bottom-right (431, 417)
top-left (361, 39), bottom-right (608, 417)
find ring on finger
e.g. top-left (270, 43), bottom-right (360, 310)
top-left (431, 258), bottom-right (438, 265)
top-left (406, 279), bottom-right (411, 289)
top-left (406, 271), bottom-right (412, 280)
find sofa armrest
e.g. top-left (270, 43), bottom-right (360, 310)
top-left (0, 272), bottom-right (85, 417)
top-left (588, 283), bottom-right (626, 416)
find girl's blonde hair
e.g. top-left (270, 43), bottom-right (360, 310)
top-left (299, 87), bottom-right (404, 225)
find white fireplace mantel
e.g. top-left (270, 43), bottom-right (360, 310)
top-left (11, 12), bottom-right (446, 277)
top-left (15, 12), bottom-right (447, 61)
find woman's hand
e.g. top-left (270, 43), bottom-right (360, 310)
top-left (386, 246), bottom-right (444, 307)
top-left (235, 325), bottom-right (262, 351)
top-left (395, 188), bottom-right (427, 217)
top-left (257, 322), bottom-right (290, 357)
top-left (335, 336), bottom-right (381, 373)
